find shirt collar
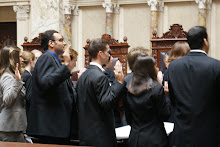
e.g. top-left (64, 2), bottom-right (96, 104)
top-left (25, 69), bottom-right (32, 75)
top-left (46, 50), bottom-right (61, 63)
top-left (90, 62), bottom-right (105, 72)
top-left (190, 49), bottom-right (207, 55)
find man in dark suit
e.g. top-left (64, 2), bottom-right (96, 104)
top-left (27, 30), bottom-right (76, 145)
top-left (167, 26), bottom-right (220, 147)
top-left (76, 38), bottom-right (125, 147)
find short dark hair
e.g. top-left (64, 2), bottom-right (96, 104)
top-left (41, 30), bottom-right (58, 50)
top-left (127, 47), bottom-right (150, 71)
top-left (187, 26), bottom-right (207, 49)
top-left (88, 38), bottom-right (108, 60)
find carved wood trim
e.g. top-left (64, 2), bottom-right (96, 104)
top-left (151, 24), bottom-right (188, 68)
top-left (22, 33), bottom-right (43, 52)
top-left (161, 24), bottom-right (187, 39)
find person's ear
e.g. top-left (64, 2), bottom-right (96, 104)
top-left (204, 38), bottom-right (208, 47)
top-left (48, 40), bottom-right (54, 48)
top-left (98, 51), bottom-right (103, 57)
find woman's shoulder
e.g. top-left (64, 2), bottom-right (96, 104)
top-left (151, 82), bottom-right (163, 94)
top-left (1, 72), bottom-right (14, 79)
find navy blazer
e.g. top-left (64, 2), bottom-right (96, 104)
top-left (168, 52), bottom-right (220, 147)
top-left (27, 51), bottom-right (75, 138)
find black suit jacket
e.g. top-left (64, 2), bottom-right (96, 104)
top-left (27, 51), bottom-right (75, 138)
top-left (168, 52), bottom-right (220, 147)
top-left (125, 84), bottom-right (170, 147)
top-left (22, 70), bottom-right (32, 120)
top-left (76, 65), bottom-right (125, 147)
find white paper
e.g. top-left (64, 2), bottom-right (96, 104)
top-left (115, 122), bottom-right (174, 140)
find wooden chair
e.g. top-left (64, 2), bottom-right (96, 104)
top-left (83, 34), bottom-right (130, 76)
top-left (151, 24), bottom-right (188, 68)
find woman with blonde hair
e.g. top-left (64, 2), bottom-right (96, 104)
top-left (168, 41), bottom-right (190, 63)
top-left (0, 46), bottom-right (26, 142)
top-left (21, 51), bottom-right (35, 120)
top-left (164, 41), bottom-right (190, 92)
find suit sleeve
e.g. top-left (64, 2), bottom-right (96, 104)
top-left (35, 55), bottom-right (71, 90)
top-left (154, 86), bottom-right (171, 121)
top-left (95, 74), bottom-right (125, 111)
top-left (124, 91), bottom-right (132, 125)
top-left (1, 74), bottom-right (24, 108)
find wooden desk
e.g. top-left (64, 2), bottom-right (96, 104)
top-left (0, 142), bottom-right (92, 147)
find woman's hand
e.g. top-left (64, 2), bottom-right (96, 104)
top-left (15, 63), bottom-right (22, 81)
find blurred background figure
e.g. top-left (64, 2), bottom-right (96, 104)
top-left (21, 51), bottom-right (35, 121)
top-left (125, 56), bottom-right (170, 147)
top-left (0, 46), bottom-right (26, 142)
top-left (160, 51), bottom-right (170, 74)
top-left (31, 49), bottom-right (42, 63)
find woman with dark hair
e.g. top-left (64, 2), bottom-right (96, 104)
top-left (0, 46), bottom-right (26, 142)
top-left (125, 56), bottom-right (170, 147)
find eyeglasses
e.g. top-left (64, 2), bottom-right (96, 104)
top-left (51, 38), bottom-right (64, 42)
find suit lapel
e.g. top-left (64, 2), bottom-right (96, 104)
top-left (46, 52), bottom-right (61, 67)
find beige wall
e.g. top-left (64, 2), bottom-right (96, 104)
top-left (165, 2), bottom-right (198, 33)
top-left (214, 0), bottom-right (220, 60)
top-left (123, 4), bottom-right (151, 51)
top-left (0, 6), bottom-right (16, 22)
top-left (80, 6), bottom-right (106, 67)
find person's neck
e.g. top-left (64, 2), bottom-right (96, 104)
top-left (201, 48), bottom-right (208, 54)
top-left (48, 48), bottom-right (58, 56)
top-left (25, 65), bottom-right (31, 73)
top-left (91, 59), bottom-right (102, 67)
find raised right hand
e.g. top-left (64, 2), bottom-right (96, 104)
top-left (15, 63), bottom-right (22, 81)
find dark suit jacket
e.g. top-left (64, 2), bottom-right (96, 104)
top-left (125, 84), bottom-right (170, 147)
top-left (168, 52), bottom-right (220, 147)
top-left (76, 65), bottom-right (125, 147)
top-left (27, 51), bottom-right (75, 138)
top-left (22, 70), bottom-right (32, 119)
top-left (104, 69), bottom-right (122, 128)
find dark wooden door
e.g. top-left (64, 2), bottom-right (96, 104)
top-left (0, 22), bottom-right (17, 49)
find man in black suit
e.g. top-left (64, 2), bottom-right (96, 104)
top-left (167, 26), bottom-right (220, 147)
top-left (76, 38), bottom-right (125, 147)
top-left (27, 30), bottom-right (76, 145)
